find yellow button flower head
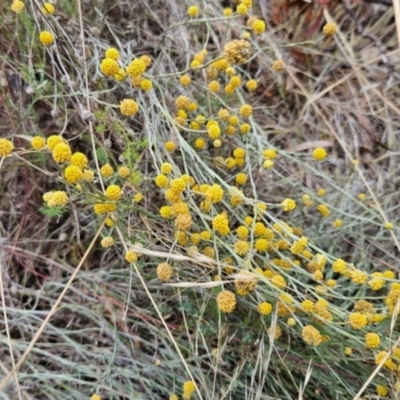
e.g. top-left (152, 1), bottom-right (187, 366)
top-left (39, 31), bottom-right (54, 46)
top-left (31, 136), bottom-right (46, 149)
top-left (157, 262), bottom-right (174, 282)
top-left (118, 166), bottom-right (131, 179)
top-left (83, 169), bottom-right (95, 182)
top-left (93, 203), bottom-right (116, 214)
top-left (46, 191), bottom-right (68, 207)
top-left (180, 74), bottom-right (191, 86)
top-left (252, 20), bottom-right (266, 34)
top-left (230, 76), bottom-right (241, 87)
top-left (175, 214), bottom-right (193, 231)
top-left (42, 3), bottom-right (55, 15)
top-left (71, 152), bottom-right (88, 169)
top-left (0, 139), bottom-right (14, 157)
top-left (187, 5), bottom-right (199, 17)
top-left (101, 236), bottom-right (114, 248)
top-left (165, 141), bottom-right (176, 152)
top-left (90, 394), bottom-right (102, 400)
top-left (365, 332), bottom-right (380, 349)
top-left (235, 173), bottom-right (247, 185)
top-left (182, 380), bottom-right (196, 400)
top-left (239, 104), bottom-right (253, 118)
top-left (216, 290), bottom-right (236, 313)
top-left (125, 251), bottom-right (138, 263)
top-left (205, 184), bottom-right (224, 203)
top-left (317, 204), bottom-right (330, 217)
top-left (236, 3), bottom-right (248, 15)
top-left (212, 214), bottom-right (230, 235)
top-left (312, 147), bottom-right (327, 160)
top-left (223, 39), bottom-right (252, 65)
top-left (126, 59), bottom-right (146, 76)
top-left (271, 274), bottom-right (286, 289)
top-left (234, 240), bottom-right (250, 256)
top-left (208, 80), bottom-right (220, 92)
top-left (52, 143), bottom-right (71, 163)
top-left (120, 99), bottom-right (139, 116)
top-left (323, 22), bottom-right (337, 37)
top-left (280, 198), bottom-right (296, 212)
top-left (246, 79), bottom-right (257, 91)
top-left (47, 135), bottom-right (63, 150)
top-left (64, 165), bottom-right (83, 184)
top-left (272, 59), bottom-right (286, 73)
top-left (140, 79), bottom-right (152, 91)
top-left (257, 302), bottom-right (272, 315)
top-left (223, 7), bottom-right (232, 16)
top-left (105, 184), bottom-right (122, 201)
top-left (100, 163), bottom-right (114, 177)
top-left (11, 0), bottom-right (25, 14)
top-left (348, 312), bottom-right (367, 329)
top-left (100, 58), bottom-right (119, 76)
top-left (302, 325), bottom-right (322, 346)
top-left (105, 47), bottom-right (119, 60)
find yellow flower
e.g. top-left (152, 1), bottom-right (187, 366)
top-left (223, 39), bottom-right (252, 65)
top-left (262, 148), bottom-right (277, 160)
top-left (31, 136), bottom-right (46, 149)
top-left (0, 139), bottom-right (14, 157)
top-left (230, 76), bottom-right (241, 88)
top-left (216, 290), bottom-right (236, 313)
top-left (365, 332), bottom-right (380, 349)
top-left (223, 7), bottom-right (233, 16)
top-left (385, 222), bottom-right (393, 230)
top-left (376, 385), bottom-right (388, 397)
top-left (46, 135), bottom-right (63, 150)
top-left (187, 5), bottom-right (199, 17)
top-left (348, 312), bottom-right (367, 329)
top-left (140, 54), bottom-right (152, 67)
top-left (120, 99), bottom-right (139, 116)
top-left (252, 20), bottom-right (266, 34)
top-left (236, 226), bottom-right (249, 239)
top-left (205, 184), bottom-right (224, 203)
top-left (180, 74), bottom-right (191, 86)
top-left (165, 141), bottom-right (176, 152)
top-left (126, 59), bottom-right (146, 76)
top-left (101, 237), bottom-right (114, 248)
top-left (100, 163), bottom-right (114, 177)
top-left (182, 380), bottom-right (196, 400)
top-left (90, 394), bottom-right (102, 400)
top-left (159, 206), bottom-right (172, 219)
top-left (234, 240), bottom-right (250, 256)
top-left (255, 239), bottom-right (268, 252)
top-left (100, 58), bottom-right (119, 76)
top-left (323, 22), bottom-right (337, 37)
top-left (194, 138), bottom-right (205, 150)
top-left (157, 262), bottom-right (174, 282)
top-left (245, 79), bottom-right (257, 91)
top-left (271, 275), bottom-right (286, 290)
top-left (93, 203), bottom-right (116, 214)
top-left (11, 0), bottom-right (25, 13)
top-left (140, 79), bottom-right (152, 91)
top-left (175, 214), bottom-right (193, 231)
top-left (267, 325), bottom-right (282, 339)
top-left (235, 173), bottom-right (247, 185)
top-left (280, 198), bottom-right (296, 212)
top-left (317, 204), bottom-right (330, 217)
top-left (39, 30), bottom-right (54, 46)
top-left (211, 213), bottom-right (229, 235)
top-left (312, 147), bottom-right (327, 160)
top-left (42, 2), bottom-right (55, 14)
top-left (272, 59), bottom-right (286, 73)
top-left (263, 160), bottom-right (274, 169)
top-left (52, 143), bottom-right (72, 163)
top-left (332, 219), bottom-right (343, 228)
top-left (105, 184), bottom-right (122, 201)
top-left (125, 251), bottom-right (138, 263)
top-left (83, 169), bottom-right (94, 182)
top-left (155, 174), bottom-right (168, 188)
top-left (302, 325), bottom-right (322, 346)
top-left (239, 104), bottom-right (252, 118)
top-left (105, 47), bottom-right (119, 60)
top-left (46, 191), bottom-right (68, 207)
top-left (64, 165), bottom-right (83, 184)
top-left (70, 152), bottom-right (88, 169)
top-left (208, 80), bottom-right (220, 92)
top-left (169, 395), bottom-right (178, 400)
top-left (236, 4), bottom-right (248, 15)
